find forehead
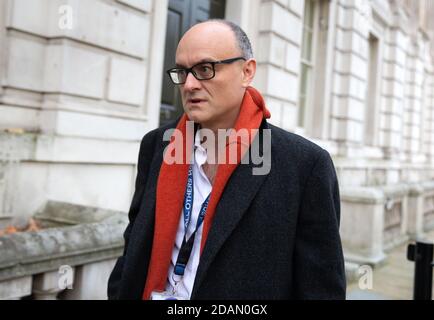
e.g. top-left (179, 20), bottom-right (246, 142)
top-left (176, 23), bottom-right (239, 65)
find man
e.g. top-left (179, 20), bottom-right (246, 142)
top-left (108, 19), bottom-right (346, 300)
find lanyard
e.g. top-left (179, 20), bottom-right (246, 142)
top-left (174, 164), bottom-right (210, 277)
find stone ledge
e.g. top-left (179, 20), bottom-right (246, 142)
top-left (0, 132), bottom-right (142, 164)
top-left (380, 184), bottom-right (410, 198)
top-left (408, 183), bottom-right (425, 196)
top-left (421, 180), bottom-right (434, 192)
top-left (0, 201), bottom-right (128, 282)
top-left (340, 182), bottom-right (430, 203)
top-left (344, 251), bottom-right (388, 267)
top-left (340, 187), bottom-right (385, 204)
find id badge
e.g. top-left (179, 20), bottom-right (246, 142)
top-left (150, 290), bottom-right (187, 300)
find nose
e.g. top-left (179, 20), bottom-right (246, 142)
top-left (183, 72), bottom-right (201, 91)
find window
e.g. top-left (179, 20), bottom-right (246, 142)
top-left (420, 70), bottom-right (429, 154)
top-left (364, 33), bottom-right (380, 146)
top-left (297, 0), bottom-right (331, 138)
top-left (298, 0), bottom-right (315, 128)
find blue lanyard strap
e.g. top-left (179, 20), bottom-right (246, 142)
top-left (174, 164), bottom-right (210, 276)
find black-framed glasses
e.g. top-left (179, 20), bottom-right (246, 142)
top-left (166, 57), bottom-right (246, 85)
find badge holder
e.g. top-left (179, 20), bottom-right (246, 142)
top-left (150, 274), bottom-right (186, 300)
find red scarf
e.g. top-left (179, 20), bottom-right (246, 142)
top-left (142, 86), bottom-right (270, 299)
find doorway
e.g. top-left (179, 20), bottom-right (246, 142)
top-left (159, 0), bottom-right (226, 126)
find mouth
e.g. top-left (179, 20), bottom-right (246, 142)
top-left (187, 98), bottom-right (206, 105)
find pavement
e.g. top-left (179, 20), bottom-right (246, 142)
top-left (346, 229), bottom-right (434, 300)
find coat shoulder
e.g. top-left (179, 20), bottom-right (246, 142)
top-left (267, 122), bottom-right (329, 162)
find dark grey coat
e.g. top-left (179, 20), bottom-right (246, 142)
top-left (107, 119), bottom-right (346, 300)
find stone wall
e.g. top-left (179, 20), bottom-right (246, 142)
top-left (254, 0), bottom-right (303, 132)
top-left (0, 0), bottom-right (165, 217)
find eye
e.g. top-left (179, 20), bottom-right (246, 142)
top-left (199, 65), bottom-right (211, 72)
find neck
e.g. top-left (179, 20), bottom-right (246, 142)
top-left (200, 106), bottom-right (240, 136)
top-left (198, 106), bottom-right (241, 163)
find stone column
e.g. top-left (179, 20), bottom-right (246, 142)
top-left (32, 269), bottom-right (74, 300)
top-left (254, 0), bottom-right (304, 132)
top-left (62, 260), bottom-right (116, 300)
top-left (407, 183), bottom-right (425, 239)
top-left (340, 187), bottom-right (386, 265)
top-left (380, 26), bottom-right (407, 159)
top-left (0, 276), bottom-right (32, 300)
top-left (331, 0), bottom-right (370, 155)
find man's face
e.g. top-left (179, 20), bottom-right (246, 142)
top-left (175, 23), bottom-right (254, 129)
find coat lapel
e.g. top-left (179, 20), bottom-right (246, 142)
top-left (120, 134), bottom-right (170, 299)
top-left (191, 124), bottom-right (271, 298)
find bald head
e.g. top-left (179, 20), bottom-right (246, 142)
top-left (176, 21), bottom-right (241, 64)
top-left (173, 20), bottom-right (257, 132)
top-left (209, 20), bottom-right (253, 59)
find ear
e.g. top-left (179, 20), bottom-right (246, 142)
top-left (241, 59), bottom-right (256, 88)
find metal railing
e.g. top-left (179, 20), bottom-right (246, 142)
top-left (407, 241), bottom-right (434, 300)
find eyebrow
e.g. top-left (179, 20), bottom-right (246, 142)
top-left (175, 58), bottom-right (217, 68)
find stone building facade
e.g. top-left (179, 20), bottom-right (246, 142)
top-left (1, 0), bottom-right (434, 297)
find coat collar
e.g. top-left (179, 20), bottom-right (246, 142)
top-left (191, 120), bottom-right (270, 298)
